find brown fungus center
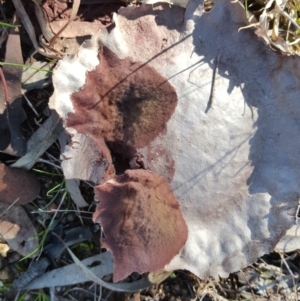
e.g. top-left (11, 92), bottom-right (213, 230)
top-left (67, 46), bottom-right (178, 159)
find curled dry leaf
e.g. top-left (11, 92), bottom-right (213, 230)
top-left (0, 203), bottom-right (39, 257)
top-left (0, 163), bottom-right (40, 205)
top-left (65, 179), bottom-right (88, 208)
top-left (51, 0), bottom-right (300, 281)
top-left (252, 0), bottom-right (300, 55)
top-left (255, 0), bottom-right (293, 54)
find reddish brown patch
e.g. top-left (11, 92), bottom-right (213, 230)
top-left (0, 164), bottom-right (40, 205)
top-left (67, 46), bottom-right (178, 158)
top-left (93, 169), bottom-right (188, 282)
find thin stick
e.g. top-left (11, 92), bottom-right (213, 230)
top-left (37, 158), bottom-right (62, 169)
top-left (295, 198), bottom-right (300, 224)
top-left (23, 93), bottom-right (39, 117)
top-left (205, 53), bottom-right (220, 113)
top-left (0, 67), bottom-right (9, 106)
top-left (31, 209), bottom-right (92, 214)
top-left (0, 198), bottom-right (20, 217)
top-left (239, 270), bottom-right (256, 300)
top-left (279, 251), bottom-right (298, 300)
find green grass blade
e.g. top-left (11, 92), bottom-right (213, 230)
top-left (0, 21), bottom-right (21, 28)
top-left (0, 62), bottom-right (53, 73)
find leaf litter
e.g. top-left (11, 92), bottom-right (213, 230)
top-left (0, 163), bottom-right (40, 205)
top-left (1, 0), bottom-right (300, 300)
top-left (0, 17), bottom-right (26, 156)
top-left (0, 203), bottom-right (39, 257)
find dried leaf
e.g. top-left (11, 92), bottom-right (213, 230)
top-left (65, 179), bottom-right (88, 208)
top-left (48, 21), bottom-right (104, 38)
top-left (64, 243), bottom-right (171, 292)
top-left (0, 163), bottom-right (40, 205)
top-left (12, 111), bottom-right (63, 170)
top-left (0, 203), bottom-right (39, 256)
top-left (12, 0), bottom-right (39, 50)
top-left (48, 0), bottom-right (81, 45)
top-left (26, 252), bottom-right (114, 289)
top-left (21, 61), bottom-right (52, 91)
top-left (11, 257), bottom-right (50, 289)
top-left (0, 21), bottom-right (27, 156)
top-left (255, 0), bottom-right (300, 55)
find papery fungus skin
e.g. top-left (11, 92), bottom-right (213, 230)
top-left (52, 0), bottom-right (300, 283)
top-left (93, 169), bottom-right (188, 282)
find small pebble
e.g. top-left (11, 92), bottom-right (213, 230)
top-left (24, 293), bottom-right (31, 301)
top-left (48, 203), bottom-right (57, 213)
top-left (173, 283), bottom-right (180, 293)
top-left (0, 268), bottom-right (10, 280)
top-left (56, 286), bottom-right (62, 293)
top-left (67, 213), bottom-right (76, 222)
top-left (0, 243), bottom-right (9, 257)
